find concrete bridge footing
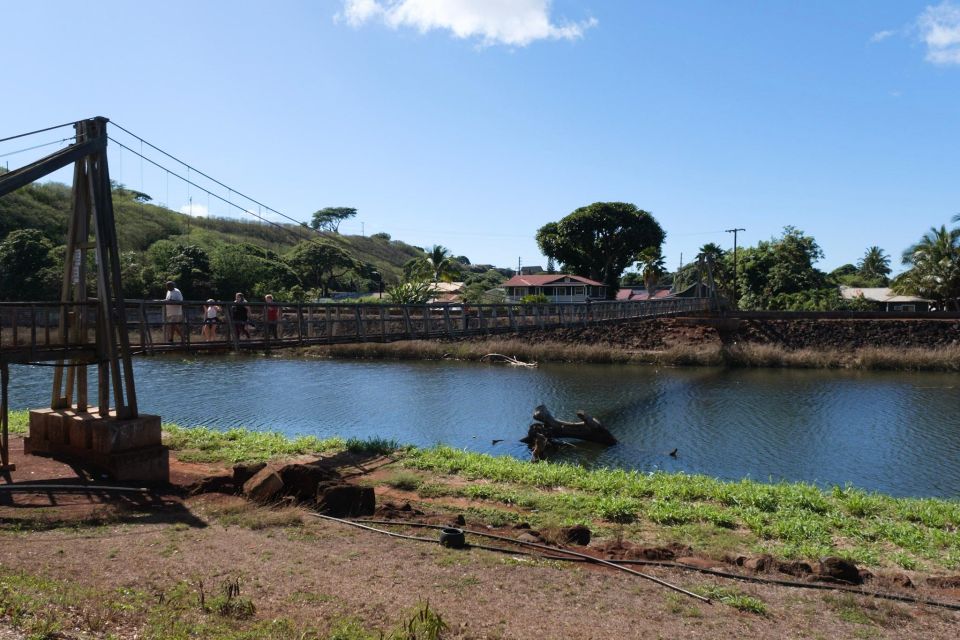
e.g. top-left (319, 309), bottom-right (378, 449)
top-left (25, 407), bottom-right (169, 484)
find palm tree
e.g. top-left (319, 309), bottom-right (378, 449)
top-left (427, 245), bottom-right (454, 283)
top-left (894, 225), bottom-right (960, 310)
top-left (857, 246), bottom-right (891, 284)
top-left (637, 248), bottom-right (666, 294)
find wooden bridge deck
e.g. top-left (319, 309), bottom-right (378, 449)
top-left (0, 298), bottom-right (713, 363)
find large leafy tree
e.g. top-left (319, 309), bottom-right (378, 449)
top-left (893, 224), bottom-right (960, 310)
top-left (211, 243), bottom-right (297, 298)
top-left (285, 241), bottom-right (356, 297)
top-left (735, 226), bottom-right (826, 309)
top-left (0, 229), bottom-right (59, 300)
top-left (310, 207), bottom-right (357, 233)
top-left (536, 202), bottom-right (665, 298)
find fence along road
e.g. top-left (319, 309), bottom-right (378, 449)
top-left (0, 298), bottom-right (713, 361)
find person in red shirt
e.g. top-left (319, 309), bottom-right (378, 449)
top-left (264, 293), bottom-right (280, 340)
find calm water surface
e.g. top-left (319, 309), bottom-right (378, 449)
top-left (6, 356), bottom-right (960, 498)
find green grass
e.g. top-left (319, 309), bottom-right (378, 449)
top-left (162, 424), bottom-right (345, 463)
top-left (345, 436), bottom-right (401, 456)
top-left (400, 446), bottom-right (960, 571)
top-left (692, 585), bottom-right (767, 615)
top-left (7, 409), bottom-right (29, 435)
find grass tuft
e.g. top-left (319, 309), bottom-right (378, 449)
top-left (345, 436), bottom-right (400, 456)
top-left (693, 585), bottom-right (767, 615)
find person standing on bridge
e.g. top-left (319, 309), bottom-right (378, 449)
top-left (233, 293), bottom-right (251, 340)
top-left (264, 294), bottom-right (280, 340)
top-left (202, 299), bottom-right (221, 341)
top-left (164, 281), bottom-right (184, 342)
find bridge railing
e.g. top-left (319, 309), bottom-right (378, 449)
top-left (1, 297), bottom-right (713, 358)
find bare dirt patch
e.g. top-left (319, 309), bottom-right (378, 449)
top-left (1, 440), bottom-right (958, 639)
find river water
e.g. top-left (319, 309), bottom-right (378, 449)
top-left (5, 356), bottom-right (959, 498)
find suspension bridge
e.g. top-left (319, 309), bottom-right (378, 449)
top-left (0, 117), bottom-right (719, 479)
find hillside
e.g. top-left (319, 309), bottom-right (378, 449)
top-left (0, 178), bottom-right (425, 289)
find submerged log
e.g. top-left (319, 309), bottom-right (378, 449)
top-left (522, 404), bottom-right (618, 448)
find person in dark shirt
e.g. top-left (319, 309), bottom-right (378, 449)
top-left (233, 293), bottom-right (251, 340)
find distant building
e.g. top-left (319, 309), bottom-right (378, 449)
top-left (503, 274), bottom-right (607, 303)
top-left (430, 281), bottom-right (466, 303)
top-left (615, 287), bottom-right (672, 301)
top-left (839, 286), bottom-right (932, 312)
top-left (519, 265), bottom-right (544, 275)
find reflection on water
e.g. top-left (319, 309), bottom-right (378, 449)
top-left (6, 355), bottom-right (960, 498)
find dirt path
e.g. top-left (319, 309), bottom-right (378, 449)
top-left (1, 442), bottom-right (958, 639)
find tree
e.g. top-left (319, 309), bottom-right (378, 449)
top-left (536, 202), bottom-right (665, 299)
top-left (310, 207), bottom-right (357, 233)
top-left (403, 257), bottom-right (433, 281)
top-left (386, 279), bottom-right (437, 304)
top-left (894, 225), bottom-right (960, 310)
top-left (637, 247), bottom-right (666, 293)
top-left (165, 245), bottom-right (213, 299)
top-left (426, 245), bottom-right (455, 283)
top-left (211, 243), bottom-right (297, 298)
top-left (546, 256), bottom-right (556, 274)
top-left (857, 246), bottom-right (891, 284)
top-left (285, 241), bottom-right (356, 297)
top-left (0, 229), bottom-right (58, 300)
top-left (735, 226), bottom-right (826, 310)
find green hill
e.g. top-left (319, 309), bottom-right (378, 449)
top-left (0, 178), bottom-right (426, 299)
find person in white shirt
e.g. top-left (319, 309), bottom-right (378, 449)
top-left (164, 281), bottom-right (184, 341)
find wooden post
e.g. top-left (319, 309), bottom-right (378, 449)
top-left (1, 361), bottom-right (13, 472)
top-left (443, 305), bottom-right (453, 336)
top-left (355, 305), bottom-right (365, 341)
top-left (508, 305), bottom-right (516, 331)
top-left (379, 306), bottom-right (387, 342)
top-left (225, 304), bottom-right (239, 351)
top-left (422, 304), bottom-right (430, 338)
top-left (401, 306), bottom-right (413, 337)
top-left (297, 304), bottom-right (304, 345)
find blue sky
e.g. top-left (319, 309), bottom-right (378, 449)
top-left (2, 0), bottom-right (959, 274)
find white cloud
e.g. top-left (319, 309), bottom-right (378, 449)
top-left (338, 0), bottom-right (597, 47)
top-left (917, 1), bottom-right (960, 65)
top-left (179, 203), bottom-right (210, 217)
top-left (870, 29), bottom-right (896, 43)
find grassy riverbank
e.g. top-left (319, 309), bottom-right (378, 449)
top-left (155, 420), bottom-right (960, 572)
top-left (6, 414), bottom-right (959, 571)
top-left (302, 339), bottom-right (960, 371)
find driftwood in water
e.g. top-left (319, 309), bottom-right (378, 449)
top-left (479, 353), bottom-right (537, 367)
top-left (522, 404), bottom-right (617, 461)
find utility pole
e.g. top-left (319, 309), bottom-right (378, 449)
top-left (725, 228), bottom-right (745, 306)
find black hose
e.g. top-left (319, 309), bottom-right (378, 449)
top-left (310, 513), bottom-right (711, 604)
top-left (344, 518), bottom-right (960, 612)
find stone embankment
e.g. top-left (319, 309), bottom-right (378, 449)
top-left (483, 316), bottom-right (960, 351)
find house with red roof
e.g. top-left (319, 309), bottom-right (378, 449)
top-left (502, 274), bottom-right (607, 303)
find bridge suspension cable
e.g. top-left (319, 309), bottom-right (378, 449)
top-left (0, 137), bottom-right (75, 160)
top-left (109, 121), bottom-right (307, 232)
top-left (0, 120), bottom-right (85, 145)
top-left (106, 136), bottom-right (312, 243)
